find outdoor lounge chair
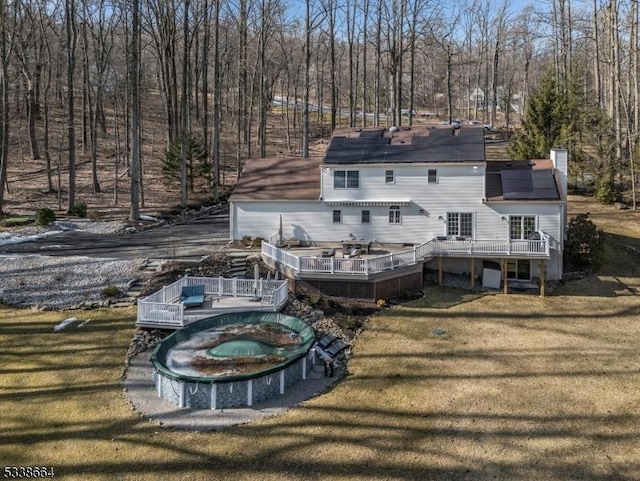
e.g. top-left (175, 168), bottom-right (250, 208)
top-left (317, 333), bottom-right (339, 350)
top-left (324, 339), bottom-right (349, 358)
top-left (180, 285), bottom-right (205, 307)
top-left (315, 333), bottom-right (349, 360)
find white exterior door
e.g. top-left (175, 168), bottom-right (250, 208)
top-left (507, 215), bottom-right (536, 281)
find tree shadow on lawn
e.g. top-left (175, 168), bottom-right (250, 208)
top-left (553, 231), bottom-right (640, 297)
top-left (6, 384), bottom-right (639, 481)
top-left (3, 321), bottom-right (640, 480)
top-left (597, 232), bottom-right (640, 277)
top-left (401, 285), bottom-right (487, 310)
top-left (385, 295), bottom-right (640, 324)
top-left (554, 275), bottom-right (640, 298)
top-left (5, 387), bottom-right (639, 480)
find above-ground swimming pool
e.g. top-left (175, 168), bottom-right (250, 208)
top-left (151, 311), bottom-right (316, 409)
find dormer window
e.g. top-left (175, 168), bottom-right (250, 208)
top-left (334, 170), bottom-right (359, 189)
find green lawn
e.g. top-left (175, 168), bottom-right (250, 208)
top-left (2, 198), bottom-right (640, 480)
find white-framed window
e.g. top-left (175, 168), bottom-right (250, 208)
top-left (334, 170), bottom-right (359, 189)
top-left (361, 210), bottom-right (371, 224)
top-left (509, 215), bottom-right (537, 240)
top-left (332, 210), bottom-right (342, 223)
top-left (385, 170), bottom-right (395, 184)
top-left (447, 212), bottom-right (473, 237)
top-left (389, 205), bottom-right (401, 224)
top-left (427, 169), bottom-right (438, 184)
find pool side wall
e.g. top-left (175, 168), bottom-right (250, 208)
top-left (156, 352), bottom-right (312, 409)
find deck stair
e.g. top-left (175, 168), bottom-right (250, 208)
top-left (228, 252), bottom-right (251, 278)
top-left (122, 259), bottom-right (163, 301)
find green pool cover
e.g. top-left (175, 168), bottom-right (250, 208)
top-left (151, 311), bottom-right (316, 383)
top-left (209, 339), bottom-right (276, 358)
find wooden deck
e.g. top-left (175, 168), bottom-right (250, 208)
top-left (136, 276), bottom-right (289, 329)
top-left (261, 234), bottom-right (551, 280)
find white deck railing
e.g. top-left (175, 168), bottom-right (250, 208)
top-left (261, 232), bottom-right (551, 277)
top-left (137, 276), bottom-right (289, 327)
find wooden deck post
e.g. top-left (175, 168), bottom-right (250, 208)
top-left (438, 257), bottom-right (443, 286)
top-left (503, 259), bottom-right (508, 294)
top-left (539, 260), bottom-right (546, 297)
top-left (470, 259), bottom-right (475, 288)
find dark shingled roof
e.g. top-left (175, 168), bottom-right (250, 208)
top-left (229, 156), bottom-right (322, 201)
top-left (485, 159), bottom-right (561, 201)
top-left (323, 126), bottom-right (486, 164)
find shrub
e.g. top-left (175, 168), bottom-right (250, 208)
top-left (35, 207), bottom-right (56, 226)
top-left (308, 295), bottom-right (322, 307)
top-left (251, 236), bottom-right (265, 248)
top-left (69, 200), bottom-right (87, 218)
top-left (565, 213), bottom-right (604, 270)
top-left (101, 285), bottom-right (122, 298)
top-left (594, 177), bottom-right (618, 205)
top-left (326, 298), bottom-right (339, 309)
top-left (241, 235), bottom-right (252, 246)
top-left (343, 316), bottom-right (360, 331)
top-left (349, 305), bottom-right (364, 315)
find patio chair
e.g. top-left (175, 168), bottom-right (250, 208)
top-left (180, 285), bottom-right (205, 307)
top-left (344, 247), bottom-right (361, 259)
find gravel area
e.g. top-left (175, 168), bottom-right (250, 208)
top-left (0, 254), bottom-right (142, 309)
top-left (0, 219), bottom-right (127, 240)
top-left (0, 220), bottom-right (142, 309)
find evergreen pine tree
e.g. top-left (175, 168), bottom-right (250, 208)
top-left (162, 134), bottom-right (210, 192)
top-left (508, 70), bottom-right (616, 201)
top-left (508, 72), bottom-right (567, 160)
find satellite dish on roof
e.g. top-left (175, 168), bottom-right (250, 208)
top-left (389, 126), bottom-right (399, 132)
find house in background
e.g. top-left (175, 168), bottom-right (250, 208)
top-left (229, 126), bottom-right (567, 300)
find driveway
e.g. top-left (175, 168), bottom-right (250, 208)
top-left (0, 208), bottom-right (231, 260)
